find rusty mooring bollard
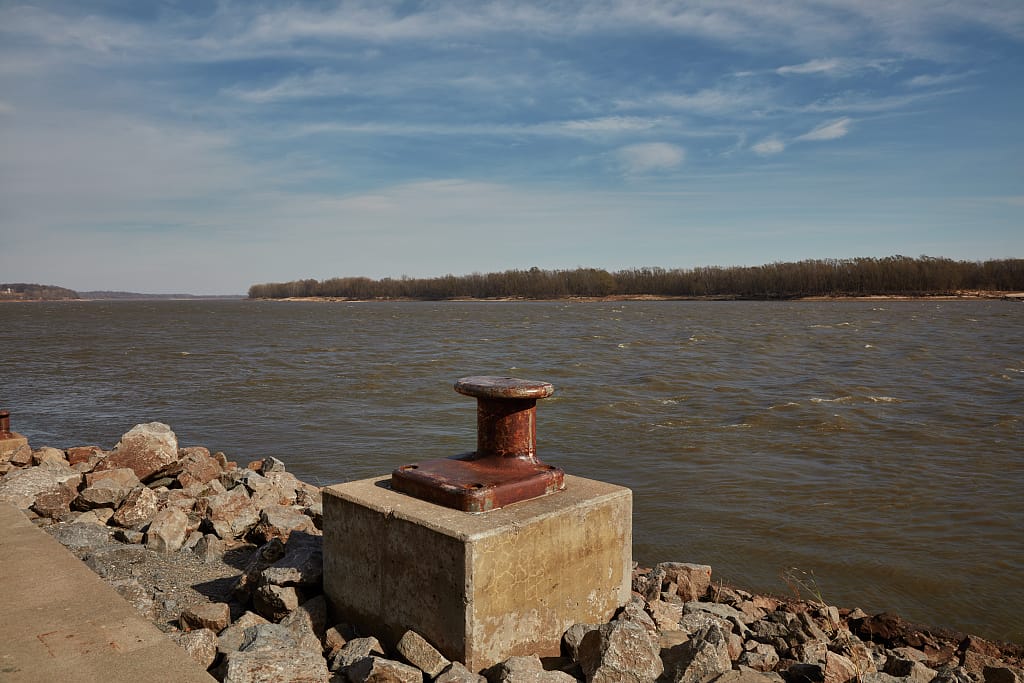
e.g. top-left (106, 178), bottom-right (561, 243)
top-left (0, 410), bottom-right (11, 439)
top-left (391, 376), bottom-right (565, 512)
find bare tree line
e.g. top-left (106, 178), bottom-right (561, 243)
top-left (247, 256), bottom-right (1024, 301)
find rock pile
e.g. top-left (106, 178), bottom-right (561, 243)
top-left (2, 423), bottom-right (1022, 683)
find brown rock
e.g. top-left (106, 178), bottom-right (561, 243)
top-left (218, 612), bottom-right (271, 658)
top-left (661, 623), bottom-right (731, 683)
top-left (77, 468), bottom-right (141, 509)
top-left (648, 599), bottom-right (684, 631)
top-left (146, 507), bottom-right (189, 553)
top-left (436, 661), bottom-right (487, 682)
top-left (253, 583), bottom-right (300, 622)
top-left (657, 562), bottom-right (713, 602)
top-left (32, 447), bottom-right (68, 467)
top-left (95, 422), bottom-right (180, 481)
top-left (329, 637), bottom-right (385, 673)
top-left (249, 504), bottom-right (317, 544)
top-left (176, 446), bottom-right (223, 488)
top-left (181, 602), bottom-right (232, 633)
top-left (348, 656), bottom-right (424, 683)
top-left (67, 446), bottom-right (104, 467)
top-left (111, 485), bottom-right (159, 529)
top-left (983, 667), bottom-right (1024, 683)
top-left (577, 620), bottom-right (664, 683)
top-left (176, 628), bottom-right (219, 670)
top-left (0, 462), bottom-right (82, 509)
top-left (30, 480), bottom-right (79, 519)
top-left (259, 533), bottom-right (323, 588)
top-left (396, 629), bottom-right (450, 678)
top-left (324, 623), bottom-right (357, 658)
top-left (222, 648), bottom-right (330, 683)
top-left (280, 596), bottom-right (327, 654)
top-left (741, 642), bottom-right (781, 672)
top-left (204, 486), bottom-right (260, 539)
top-left (823, 652), bottom-right (860, 683)
top-left (5, 441), bottom-right (33, 466)
top-left (488, 654), bottom-right (577, 682)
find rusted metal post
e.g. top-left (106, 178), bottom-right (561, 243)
top-left (391, 376), bottom-right (565, 512)
top-left (0, 410), bottom-right (11, 439)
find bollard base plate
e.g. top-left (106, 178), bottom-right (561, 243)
top-left (391, 454), bottom-right (564, 512)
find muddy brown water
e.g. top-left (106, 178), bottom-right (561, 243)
top-left (2, 299), bottom-right (1021, 642)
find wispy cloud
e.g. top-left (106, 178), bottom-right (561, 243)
top-left (803, 89), bottom-right (961, 113)
top-left (905, 72), bottom-right (974, 88)
top-left (796, 118), bottom-right (854, 141)
top-left (752, 137), bottom-right (786, 155)
top-left (776, 57), bottom-right (897, 77)
top-left (617, 143), bottom-right (685, 173)
top-left (225, 69), bottom-right (351, 103)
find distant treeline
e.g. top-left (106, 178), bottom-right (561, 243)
top-left (248, 256), bottom-right (1024, 301)
top-left (0, 283), bottom-right (79, 300)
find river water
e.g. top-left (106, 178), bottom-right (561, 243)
top-left (1, 300), bottom-right (1021, 642)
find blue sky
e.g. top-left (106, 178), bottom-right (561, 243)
top-left (1, 1), bottom-right (1022, 294)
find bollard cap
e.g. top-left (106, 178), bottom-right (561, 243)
top-left (454, 376), bottom-right (554, 400)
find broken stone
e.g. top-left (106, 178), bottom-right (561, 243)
top-left (175, 628), bottom-right (218, 670)
top-left (113, 528), bottom-right (145, 544)
top-left (0, 461), bottom-right (82, 509)
top-left (217, 612), bottom-right (271, 658)
top-left (396, 629), bottom-right (450, 678)
top-left (657, 562), bottom-right (713, 602)
top-left (74, 507), bottom-right (115, 526)
top-left (329, 637), bottom-right (385, 673)
top-left (175, 446), bottom-right (222, 488)
top-left (347, 656), bottom-right (423, 683)
top-left (279, 596), bottom-right (327, 654)
top-left (76, 468), bottom-right (141, 509)
top-left (324, 623), bottom-right (357, 658)
top-left (180, 602), bottom-right (232, 633)
top-left (193, 533), bottom-right (224, 563)
top-left (576, 619), bottom-right (664, 683)
top-left (260, 533), bottom-right (323, 588)
top-left (110, 485), bottom-right (159, 529)
top-left (66, 446), bottom-right (104, 467)
top-left (648, 599), bottom-right (684, 631)
top-left (488, 654), bottom-right (577, 682)
top-left (32, 447), bottom-right (68, 467)
top-left (30, 480), bottom-right (78, 519)
top-left (94, 422), bottom-right (180, 482)
top-left (232, 538), bottom-right (286, 600)
top-left (145, 507), bottom-right (189, 553)
top-left (253, 583), bottom-right (300, 622)
top-left (222, 648), bottom-right (329, 683)
top-left (249, 504), bottom-right (317, 544)
top-left (741, 642), bottom-right (780, 672)
top-left (436, 661), bottom-right (487, 683)
top-left (662, 623), bottom-right (732, 683)
top-left (203, 486), bottom-right (260, 540)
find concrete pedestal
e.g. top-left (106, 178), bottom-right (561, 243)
top-left (322, 474), bottom-right (631, 673)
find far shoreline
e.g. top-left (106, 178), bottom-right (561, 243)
top-left (257, 291), bottom-right (1024, 303)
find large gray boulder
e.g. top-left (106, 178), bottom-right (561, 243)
top-left (0, 461), bottom-right (82, 509)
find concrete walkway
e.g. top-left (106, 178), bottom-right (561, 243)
top-left (0, 503), bottom-right (216, 682)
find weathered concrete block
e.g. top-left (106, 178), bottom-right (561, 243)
top-left (322, 474), bottom-right (631, 673)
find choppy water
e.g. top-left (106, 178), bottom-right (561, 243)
top-left (1, 300), bottom-right (1021, 642)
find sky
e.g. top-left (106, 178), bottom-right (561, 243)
top-left (1, 1), bottom-right (1022, 295)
